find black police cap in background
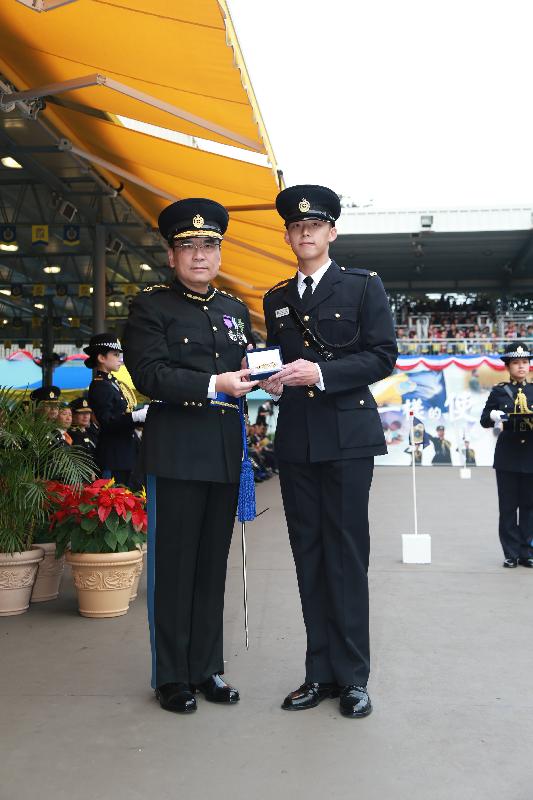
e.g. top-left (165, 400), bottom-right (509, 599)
top-left (83, 333), bottom-right (122, 369)
top-left (501, 341), bottom-right (532, 363)
top-left (158, 198), bottom-right (229, 245)
top-left (70, 397), bottom-right (93, 413)
top-left (30, 385), bottom-right (61, 404)
top-left (276, 185), bottom-right (341, 227)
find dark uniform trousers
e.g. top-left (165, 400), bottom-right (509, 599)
top-left (279, 457), bottom-right (374, 686)
top-left (480, 380), bottom-right (533, 561)
top-left (263, 261), bottom-right (398, 689)
top-left (123, 278), bottom-right (252, 689)
top-left (149, 477), bottom-right (238, 687)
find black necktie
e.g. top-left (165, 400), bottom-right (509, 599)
top-left (301, 275), bottom-right (314, 309)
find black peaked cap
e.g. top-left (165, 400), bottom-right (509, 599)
top-left (276, 185), bottom-right (341, 227)
top-left (158, 198), bottom-right (229, 244)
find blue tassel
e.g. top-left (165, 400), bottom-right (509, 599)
top-left (237, 398), bottom-right (256, 522)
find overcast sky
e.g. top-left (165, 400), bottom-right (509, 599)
top-left (228, 0), bottom-right (533, 209)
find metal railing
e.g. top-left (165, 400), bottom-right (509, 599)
top-left (396, 337), bottom-right (533, 356)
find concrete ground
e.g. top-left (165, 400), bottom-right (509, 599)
top-left (2, 467), bottom-right (533, 800)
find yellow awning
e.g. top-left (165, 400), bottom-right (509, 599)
top-left (0, 0), bottom-right (293, 322)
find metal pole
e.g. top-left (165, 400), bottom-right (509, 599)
top-left (41, 297), bottom-right (55, 386)
top-left (93, 223), bottom-right (106, 334)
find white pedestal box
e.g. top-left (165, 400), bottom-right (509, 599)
top-left (460, 468), bottom-right (471, 479)
top-left (402, 534), bottom-right (431, 564)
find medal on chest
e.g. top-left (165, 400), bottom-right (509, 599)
top-left (223, 315), bottom-right (247, 345)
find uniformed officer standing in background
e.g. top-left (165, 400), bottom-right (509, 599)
top-left (69, 397), bottom-right (99, 456)
top-left (30, 385), bottom-right (61, 421)
top-left (85, 334), bottom-right (147, 486)
top-left (480, 342), bottom-right (533, 568)
top-left (123, 198), bottom-right (256, 715)
top-left (262, 185), bottom-right (397, 718)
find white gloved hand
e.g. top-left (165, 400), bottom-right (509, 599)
top-left (490, 410), bottom-right (506, 423)
top-left (132, 405), bottom-right (148, 424)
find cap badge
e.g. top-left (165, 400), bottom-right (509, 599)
top-left (82, 400), bottom-right (88, 407)
top-left (298, 198), bottom-right (310, 213)
top-left (193, 214), bottom-right (204, 228)
top-left (516, 345), bottom-right (524, 354)
top-left (49, 392), bottom-right (54, 398)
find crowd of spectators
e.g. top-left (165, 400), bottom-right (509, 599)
top-left (392, 296), bottom-right (533, 354)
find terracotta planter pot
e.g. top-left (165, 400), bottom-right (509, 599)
top-left (31, 543), bottom-right (65, 603)
top-left (130, 543), bottom-right (147, 601)
top-left (66, 549), bottom-right (142, 618)
top-left (0, 548), bottom-right (44, 616)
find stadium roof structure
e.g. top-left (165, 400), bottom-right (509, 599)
top-left (331, 207), bottom-right (533, 295)
top-left (0, 0), bottom-right (288, 348)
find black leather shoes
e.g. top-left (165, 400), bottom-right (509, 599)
top-left (281, 682), bottom-right (339, 710)
top-left (193, 673), bottom-right (240, 704)
top-left (155, 682), bottom-right (197, 714)
top-left (339, 685), bottom-right (372, 718)
top-left (518, 557), bottom-right (533, 568)
top-left (503, 558), bottom-right (518, 568)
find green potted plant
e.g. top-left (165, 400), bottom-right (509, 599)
top-left (0, 388), bottom-right (94, 616)
top-left (50, 478), bottom-right (146, 618)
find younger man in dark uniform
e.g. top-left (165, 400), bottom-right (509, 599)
top-left (123, 198), bottom-right (257, 714)
top-left (480, 342), bottom-right (533, 567)
top-left (262, 185), bottom-right (397, 718)
top-left (85, 334), bottom-right (146, 486)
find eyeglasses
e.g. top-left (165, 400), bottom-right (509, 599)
top-left (174, 241), bottom-right (220, 253)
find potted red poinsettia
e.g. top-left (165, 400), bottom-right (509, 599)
top-left (49, 478), bottom-right (147, 618)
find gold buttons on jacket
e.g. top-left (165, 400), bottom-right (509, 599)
top-left (198, 402), bottom-right (203, 407)
top-left (521, 439), bottom-right (526, 444)
top-left (335, 313), bottom-right (341, 318)
top-left (203, 305), bottom-right (209, 311)
top-left (359, 399), bottom-right (365, 405)
top-left (191, 401), bottom-right (196, 406)
top-left (304, 341), bottom-right (310, 347)
top-left (221, 409), bottom-right (225, 415)
top-left (303, 315), bottom-right (310, 322)
top-left (307, 390), bottom-right (315, 398)
top-left (183, 401), bottom-right (189, 406)
top-left (183, 337), bottom-right (189, 343)
top-left (215, 352), bottom-right (219, 358)
top-left (212, 326), bottom-right (217, 331)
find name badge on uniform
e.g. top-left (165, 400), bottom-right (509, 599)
top-left (275, 306), bottom-right (289, 318)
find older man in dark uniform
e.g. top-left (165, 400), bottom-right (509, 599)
top-left (69, 397), bottom-right (99, 456)
top-left (123, 198), bottom-right (257, 715)
top-left (480, 342), bottom-right (533, 567)
top-left (262, 185), bottom-right (397, 718)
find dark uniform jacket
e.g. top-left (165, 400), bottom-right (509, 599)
top-left (428, 435), bottom-right (452, 464)
top-left (88, 371), bottom-right (136, 471)
top-left (263, 261), bottom-right (397, 463)
top-left (123, 279), bottom-right (252, 483)
top-left (70, 424), bottom-right (98, 456)
top-left (480, 380), bottom-right (533, 473)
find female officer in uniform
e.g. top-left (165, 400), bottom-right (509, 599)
top-left (85, 334), bottom-right (147, 486)
top-left (480, 342), bottom-right (533, 568)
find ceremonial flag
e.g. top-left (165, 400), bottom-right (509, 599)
top-left (0, 225), bottom-right (17, 245)
top-left (32, 284), bottom-right (45, 297)
top-left (31, 225), bottom-right (49, 246)
top-left (63, 224), bottom-right (80, 246)
top-left (78, 284), bottom-right (91, 297)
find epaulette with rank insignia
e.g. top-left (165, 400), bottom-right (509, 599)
top-left (339, 266), bottom-right (378, 277)
top-left (142, 284), bottom-right (170, 293)
top-left (264, 278), bottom-right (291, 297)
top-left (217, 288), bottom-right (246, 305)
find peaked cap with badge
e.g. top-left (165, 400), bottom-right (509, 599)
top-left (30, 385), bottom-right (61, 404)
top-left (70, 396), bottom-right (93, 413)
top-left (158, 198), bottom-right (229, 245)
top-left (276, 184), bottom-right (341, 227)
top-left (501, 341), bottom-right (532, 363)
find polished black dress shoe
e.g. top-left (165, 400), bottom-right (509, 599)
top-left (503, 558), bottom-right (518, 568)
top-left (155, 682), bottom-right (196, 714)
top-left (193, 673), bottom-right (240, 704)
top-left (518, 557), bottom-right (533, 568)
top-left (281, 682), bottom-right (339, 710)
top-left (339, 685), bottom-right (372, 718)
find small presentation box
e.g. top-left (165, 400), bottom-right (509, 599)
top-left (246, 346), bottom-right (283, 380)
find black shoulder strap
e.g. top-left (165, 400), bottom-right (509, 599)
top-left (503, 385), bottom-right (514, 402)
